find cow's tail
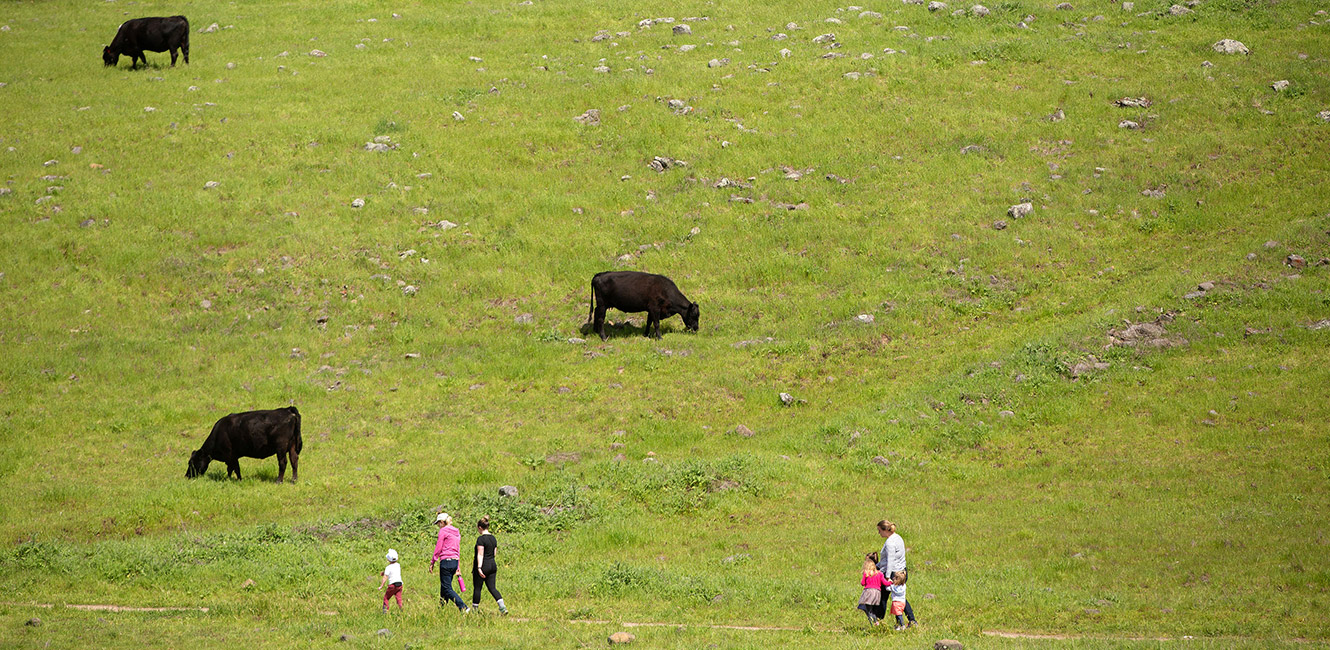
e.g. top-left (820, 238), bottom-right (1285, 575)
top-left (289, 405), bottom-right (303, 454)
top-left (587, 277), bottom-right (597, 324)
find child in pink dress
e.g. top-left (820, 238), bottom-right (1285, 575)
top-left (857, 552), bottom-right (889, 625)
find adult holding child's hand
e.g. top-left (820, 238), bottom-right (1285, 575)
top-left (875, 519), bottom-right (918, 627)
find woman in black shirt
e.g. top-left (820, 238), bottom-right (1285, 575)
top-left (471, 515), bottom-right (507, 614)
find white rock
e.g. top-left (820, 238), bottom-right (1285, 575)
top-left (673, 24), bottom-right (691, 35)
top-left (679, 44), bottom-right (696, 52)
top-left (200, 23), bottom-right (219, 33)
top-left (1271, 80), bottom-right (1290, 92)
top-left (351, 198), bottom-right (365, 208)
top-left (971, 4), bottom-right (990, 15)
top-left (1318, 110), bottom-right (1330, 122)
top-left (309, 49), bottom-right (327, 57)
top-left (452, 111), bottom-right (465, 121)
top-left (1008, 202), bottom-right (1033, 218)
top-left (855, 314), bottom-right (875, 324)
top-left (812, 33), bottom-right (835, 44)
top-left (1118, 119), bottom-right (1140, 129)
top-left (928, 1), bottom-right (948, 11)
top-left (779, 48), bottom-right (792, 58)
top-left (1212, 39), bottom-right (1249, 55)
top-left (204, 181), bottom-right (220, 189)
top-left (402, 285), bottom-right (417, 296)
top-left (860, 10), bottom-right (883, 18)
top-left (144, 106), bottom-right (156, 112)
top-left (438, 220), bottom-right (458, 230)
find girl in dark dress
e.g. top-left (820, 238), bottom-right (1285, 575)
top-left (471, 515), bottom-right (508, 614)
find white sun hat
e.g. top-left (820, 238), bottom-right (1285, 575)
top-left (385, 548), bottom-right (398, 562)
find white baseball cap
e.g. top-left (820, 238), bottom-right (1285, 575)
top-left (436, 512), bottom-right (451, 524)
top-left (385, 549), bottom-right (398, 562)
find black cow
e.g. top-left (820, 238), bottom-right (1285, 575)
top-left (186, 407), bottom-right (302, 482)
top-left (587, 271), bottom-right (700, 340)
top-left (103, 16), bottom-right (190, 69)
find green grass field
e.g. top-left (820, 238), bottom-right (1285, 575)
top-left (2, 0), bottom-right (1328, 646)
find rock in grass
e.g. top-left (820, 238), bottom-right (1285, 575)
top-left (338, 634), bottom-right (352, 642)
top-left (499, 485), bottom-right (518, 497)
top-left (401, 285), bottom-right (417, 296)
top-left (971, 4), bottom-right (990, 16)
top-left (514, 313), bottom-right (534, 324)
top-left (992, 220), bottom-right (1008, 230)
top-left (309, 49), bottom-right (327, 57)
top-left (733, 425), bottom-right (755, 438)
top-left (376, 629), bottom-right (391, 637)
top-left (855, 314), bottom-right (875, 324)
top-left (928, 1), bottom-right (947, 11)
top-left (25, 618), bottom-right (41, 627)
top-left (1008, 202), bottom-right (1033, 219)
top-left (707, 58), bottom-right (729, 68)
top-left (452, 111), bottom-right (465, 122)
top-left (1168, 4), bottom-right (1192, 15)
top-left (872, 455), bottom-right (890, 466)
top-left (200, 299), bottom-right (213, 310)
top-left (608, 632), bottom-right (636, 645)
top-left (1055, 2), bottom-right (1073, 9)
top-left (574, 109), bottom-right (601, 125)
top-left (1285, 254), bottom-right (1306, 269)
top-left (1317, 110), bottom-right (1330, 122)
top-left (1271, 80), bottom-right (1290, 92)
top-left (1212, 39), bottom-right (1249, 55)
top-left (812, 33), bottom-right (835, 44)
top-left (673, 24), bottom-right (691, 35)
top-left (935, 641), bottom-right (963, 650)
top-left (204, 181), bottom-right (220, 189)
top-left (779, 392), bottom-right (795, 406)
top-left (1119, 119), bottom-right (1140, 129)
top-left (200, 22), bottom-right (219, 33)
top-left (1114, 96), bottom-right (1151, 108)
top-left (350, 198), bottom-right (365, 208)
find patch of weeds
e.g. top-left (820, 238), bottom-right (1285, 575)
top-left (930, 420), bottom-right (992, 451)
top-left (593, 562), bottom-right (659, 596)
top-left (372, 117), bottom-right (406, 134)
top-left (534, 328), bottom-right (563, 343)
top-left (606, 455), bottom-right (763, 514)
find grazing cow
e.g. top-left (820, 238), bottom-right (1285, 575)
top-left (103, 16), bottom-right (190, 69)
top-left (587, 271), bottom-right (700, 340)
top-left (186, 407), bottom-right (302, 482)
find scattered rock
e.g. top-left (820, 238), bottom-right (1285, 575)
top-left (1212, 39), bottom-right (1249, 55)
top-left (608, 632), bottom-right (636, 645)
top-left (959, 144), bottom-right (986, 154)
top-left (200, 299), bottom-right (213, 310)
top-left (1055, 2), bottom-right (1073, 9)
top-left (1109, 317), bottom-right (1186, 349)
top-left (499, 485), bottom-right (519, 498)
top-left (779, 392), bottom-right (796, 406)
top-left (402, 285), bottom-right (417, 296)
top-left (1141, 187), bottom-right (1166, 198)
top-left (855, 314), bottom-right (875, 324)
top-left (872, 455), bottom-right (890, 467)
top-left (25, 618), bottom-right (41, 627)
top-left (813, 33), bottom-right (835, 44)
top-left (1197, 281), bottom-right (1215, 292)
top-left (734, 425), bottom-right (755, 438)
top-left (779, 48), bottom-right (792, 58)
top-left (993, 220), bottom-right (1008, 230)
top-left (1271, 80), bottom-right (1290, 92)
top-left (376, 629), bottom-right (391, 638)
top-left (648, 156), bottom-right (676, 172)
top-left (1119, 119), bottom-right (1141, 129)
top-left (309, 49), bottom-right (327, 57)
top-left (971, 4), bottom-right (990, 16)
top-left (514, 313), bottom-right (534, 324)
top-left (999, 410), bottom-right (1014, 418)
top-left (574, 109), bottom-right (601, 125)
top-left (861, 10), bottom-right (884, 18)
top-left (928, 1), bottom-right (948, 11)
top-left (241, 578), bottom-right (256, 588)
top-left (1069, 357), bottom-right (1111, 377)
top-left (1318, 110), bottom-right (1330, 122)
top-left (707, 58), bottom-right (729, 68)
top-left (1008, 202), bottom-right (1033, 219)
top-left (339, 634), bottom-right (352, 642)
top-left (568, 337), bottom-right (586, 344)
top-left (350, 198), bottom-right (365, 208)
top-left (1047, 108), bottom-right (1065, 122)
top-left (1285, 254), bottom-right (1306, 269)
top-left (79, 218), bottom-right (96, 228)
top-left (1114, 96), bottom-right (1152, 108)
top-left (673, 24), bottom-right (691, 35)
top-left (452, 111), bottom-right (465, 121)
top-left (200, 22), bottom-right (219, 33)
top-left (204, 180), bottom-right (220, 189)
top-left (1168, 4), bottom-right (1192, 15)
top-left (935, 641), bottom-right (964, 650)
top-left (1264, 240), bottom-right (1279, 248)
top-left (721, 553), bottom-right (751, 563)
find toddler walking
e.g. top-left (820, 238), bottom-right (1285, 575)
top-left (380, 549), bottom-right (404, 613)
top-left (888, 570), bottom-right (909, 630)
top-left (857, 552), bottom-right (889, 625)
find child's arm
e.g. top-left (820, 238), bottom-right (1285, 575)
top-left (379, 571), bottom-right (387, 590)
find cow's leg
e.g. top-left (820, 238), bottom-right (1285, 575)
top-left (289, 448), bottom-right (299, 483)
top-left (276, 452), bottom-right (287, 484)
top-left (594, 305), bottom-right (609, 340)
top-left (227, 461), bottom-right (242, 480)
top-left (643, 311), bottom-right (657, 338)
top-left (182, 39), bottom-right (189, 64)
top-left (170, 48), bottom-right (178, 66)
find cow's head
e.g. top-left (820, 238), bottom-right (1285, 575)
top-left (102, 46), bottom-right (119, 67)
top-left (684, 302), bottom-right (700, 332)
top-left (186, 450), bottom-right (211, 478)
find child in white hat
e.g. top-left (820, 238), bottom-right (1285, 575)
top-left (380, 549), bottom-right (404, 613)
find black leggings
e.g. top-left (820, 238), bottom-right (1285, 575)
top-left (471, 568), bottom-right (502, 605)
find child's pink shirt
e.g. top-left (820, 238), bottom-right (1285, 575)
top-left (861, 571), bottom-right (890, 590)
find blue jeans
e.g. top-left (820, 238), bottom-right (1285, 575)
top-left (438, 560), bottom-right (467, 611)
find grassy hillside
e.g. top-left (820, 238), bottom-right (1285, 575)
top-left (1, 0), bottom-right (1328, 646)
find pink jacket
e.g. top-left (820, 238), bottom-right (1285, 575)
top-left (861, 571), bottom-right (890, 590)
top-left (432, 525), bottom-right (461, 563)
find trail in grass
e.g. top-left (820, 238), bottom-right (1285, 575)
top-left (3, 601), bottom-right (1322, 643)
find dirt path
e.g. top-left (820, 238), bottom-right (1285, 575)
top-left (2, 601), bottom-right (209, 613)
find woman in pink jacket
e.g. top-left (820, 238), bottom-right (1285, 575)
top-left (428, 513), bottom-right (469, 612)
